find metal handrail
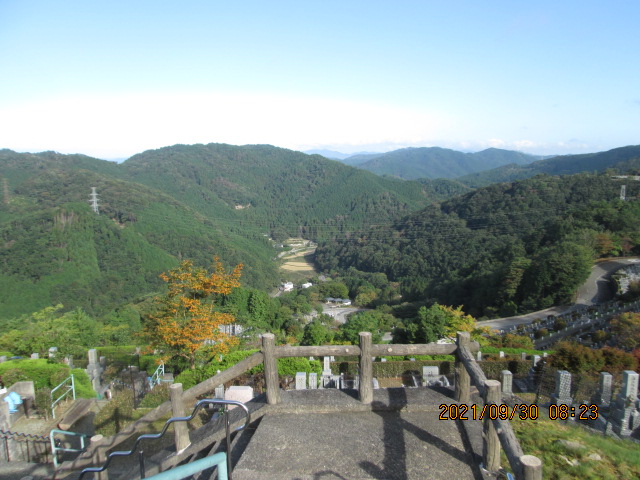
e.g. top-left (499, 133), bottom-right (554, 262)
top-left (51, 374), bottom-right (76, 419)
top-left (0, 429), bottom-right (49, 442)
top-left (50, 429), bottom-right (90, 468)
top-left (150, 364), bottom-right (165, 388)
top-left (79, 398), bottom-right (250, 480)
top-left (144, 452), bottom-right (227, 480)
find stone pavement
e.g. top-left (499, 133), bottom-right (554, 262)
top-left (233, 388), bottom-right (485, 480)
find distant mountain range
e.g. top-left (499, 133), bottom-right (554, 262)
top-left (306, 145), bottom-right (640, 184)
top-left (458, 145), bottom-right (640, 187)
top-left (307, 147), bottom-right (546, 179)
top-left (2, 142), bottom-right (640, 321)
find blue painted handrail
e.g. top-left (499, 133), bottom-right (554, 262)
top-left (79, 398), bottom-right (249, 479)
top-left (144, 452), bottom-right (227, 480)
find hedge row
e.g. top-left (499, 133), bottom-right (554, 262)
top-left (0, 359), bottom-right (96, 397)
top-left (331, 359), bottom-right (531, 380)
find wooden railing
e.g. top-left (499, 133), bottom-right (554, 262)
top-left (62, 332), bottom-right (541, 479)
top-left (455, 331), bottom-right (542, 480)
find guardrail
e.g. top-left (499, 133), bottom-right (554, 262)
top-left (149, 364), bottom-right (165, 389)
top-left (51, 374), bottom-right (75, 419)
top-left (144, 452), bottom-right (227, 480)
top-left (455, 331), bottom-right (542, 479)
top-left (62, 333), bottom-right (540, 479)
top-left (79, 398), bottom-right (250, 480)
top-left (50, 429), bottom-right (89, 468)
top-left (0, 429), bottom-right (50, 463)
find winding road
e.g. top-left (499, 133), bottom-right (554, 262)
top-left (477, 257), bottom-right (639, 331)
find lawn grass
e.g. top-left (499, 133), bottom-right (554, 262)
top-left (507, 413), bottom-right (640, 479)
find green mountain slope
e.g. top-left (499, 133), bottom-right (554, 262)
top-left (458, 145), bottom-right (640, 187)
top-left (121, 143), bottom-right (434, 240)
top-left (345, 147), bottom-right (540, 180)
top-left (316, 173), bottom-right (640, 318)
top-left (0, 144), bottom-right (445, 320)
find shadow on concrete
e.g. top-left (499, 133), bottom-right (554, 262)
top-left (357, 389), bottom-right (481, 480)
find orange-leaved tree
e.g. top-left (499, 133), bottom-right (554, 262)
top-left (143, 257), bottom-right (243, 369)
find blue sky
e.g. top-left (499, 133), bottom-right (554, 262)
top-left (1, 1), bottom-right (638, 159)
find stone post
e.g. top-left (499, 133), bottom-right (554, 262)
top-left (483, 380), bottom-right (501, 471)
top-left (90, 434), bottom-right (108, 480)
top-left (455, 332), bottom-right (471, 403)
top-left (262, 333), bottom-right (280, 405)
top-left (520, 454), bottom-right (543, 480)
top-left (359, 332), bottom-right (373, 404)
top-left (501, 370), bottom-right (513, 395)
top-left (169, 383), bottom-right (190, 452)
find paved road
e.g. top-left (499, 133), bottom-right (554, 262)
top-left (323, 306), bottom-right (365, 324)
top-left (478, 257), bottom-right (639, 331)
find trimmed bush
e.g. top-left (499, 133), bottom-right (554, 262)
top-left (94, 390), bottom-right (136, 437)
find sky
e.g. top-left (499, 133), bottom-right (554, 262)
top-left (0, 1), bottom-right (638, 160)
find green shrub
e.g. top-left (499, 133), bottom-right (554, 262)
top-left (70, 369), bottom-right (96, 398)
top-left (1, 368), bottom-right (29, 386)
top-left (35, 388), bottom-right (52, 419)
top-left (277, 357), bottom-right (321, 377)
top-left (0, 359), bottom-right (68, 389)
top-left (174, 369), bottom-right (199, 390)
top-left (95, 390), bottom-right (136, 437)
top-left (139, 383), bottom-right (171, 409)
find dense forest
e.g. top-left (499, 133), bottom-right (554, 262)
top-left (0, 145), bottom-right (448, 320)
top-left (316, 174), bottom-right (640, 317)
top-left (2, 143), bottom-right (640, 334)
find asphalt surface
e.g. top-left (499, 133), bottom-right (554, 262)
top-left (478, 257), bottom-right (639, 331)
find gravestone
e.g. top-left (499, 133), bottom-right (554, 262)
top-left (532, 355), bottom-right (541, 368)
top-left (295, 372), bottom-right (307, 390)
top-left (225, 386), bottom-right (253, 409)
top-left (521, 352), bottom-right (527, 361)
top-left (323, 357), bottom-right (331, 374)
top-left (501, 370), bottom-right (513, 395)
top-left (477, 351), bottom-right (482, 361)
top-left (0, 356), bottom-right (6, 363)
top-left (422, 366), bottom-right (440, 387)
top-left (611, 370), bottom-right (639, 436)
top-left (596, 372), bottom-right (613, 405)
top-left (308, 373), bottom-right (318, 389)
top-left (499, 351), bottom-right (505, 358)
top-left (381, 358), bottom-right (387, 362)
top-left (49, 347), bottom-right (59, 359)
top-left (30, 353), bottom-right (39, 360)
top-left (551, 370), bottom-right (572, 406)
top-left (372, 378), bottom-right (380, 389)
top-left (214, 385), bottom-right (224, 399)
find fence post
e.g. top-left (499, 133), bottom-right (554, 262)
top-left (170, 383), bottom-right (191, 452)
top-left (90, 434), bottom-right (108, 480)
top-left (483, 380), bottom-right (501, 472)
top-left (359, 332), bottom-right (373, 404)
top-left (455, 331), bottom-right (471, 403)
top-left (262, 333), bottom-right (281, 405)
top-left (520, 454), bottom-right (543, 480)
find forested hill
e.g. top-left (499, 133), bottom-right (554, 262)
top-left (341, 147), bottom-right (541, 180)
top-left (0, 144), bottom-right (447, 320)
top-left (121, 144), bottom-right (436, 240)
top-left (316, 173), bottom-right (640, 318)
top-left (458, 145), bottom-right (640, 187)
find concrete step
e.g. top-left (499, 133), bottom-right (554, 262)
top-left (0, 461), bottom-right (55, 480)
top-left (233, 411), bottom-right (481, 480)
top-left (57, 399), bottom-right (95, 431)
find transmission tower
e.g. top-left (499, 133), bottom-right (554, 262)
top-left (89, 187), bottom-right (100, 214)
top-left (620, 185), bottom-right (626, 201)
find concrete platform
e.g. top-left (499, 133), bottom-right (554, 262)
top-left (233, 388), bottom-right (485, 480)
